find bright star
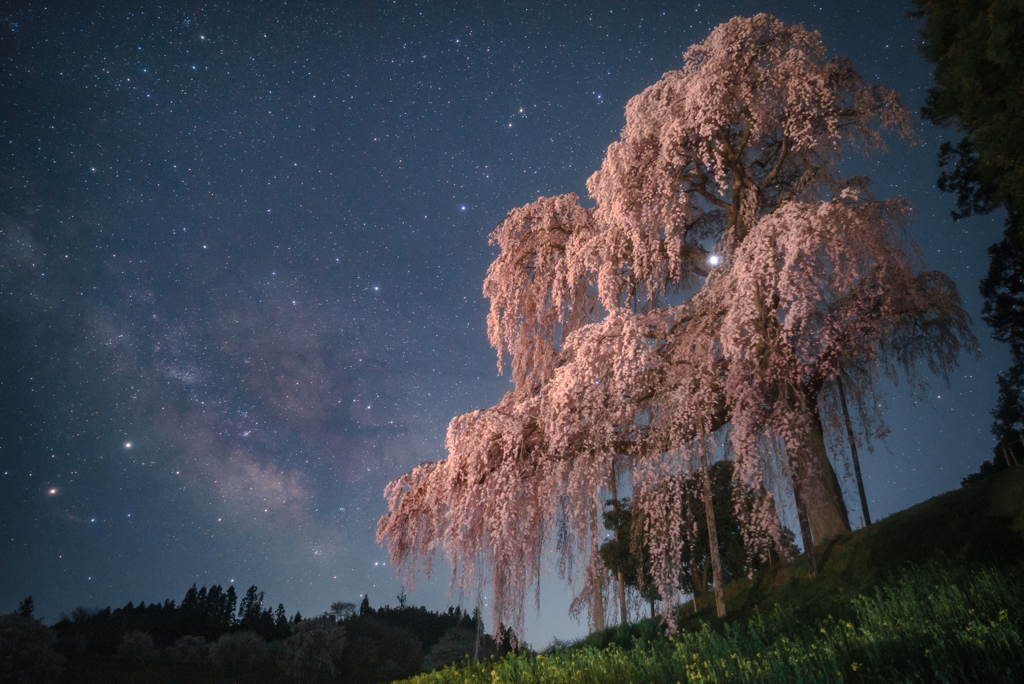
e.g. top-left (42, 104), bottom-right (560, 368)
top-left (708, 255), bottom-right (720, 266)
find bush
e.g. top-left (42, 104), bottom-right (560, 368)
top-left (423, 627), bottom-right (497, 672)
top-left (344, 616), bottom-right (423, 682)
top-left (209, 630), bottom-right (269, 669)
top-left (115, 630), bottom-right (155, 660)
top-left (284, 617), bottom-right (346, 682)
top-left (166, 634), bottom-right (209, 662)
top-left (0, 613), bottom-right (65, 684)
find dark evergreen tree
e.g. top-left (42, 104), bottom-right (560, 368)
top-left (275, 604), bottom-right (288, 630)
top-left (912, 0), bottom-right (1024, 229)
top-left (224, 585), bottom-right (238, 630)
top-left (912, 1), bottom-right (1024, 445)
top-left (981, 223), bottom-right (1024, 445)
top-left (237, 586), bottom-right (265, 631)
top-left (17, 596), bottom-right (34, 619)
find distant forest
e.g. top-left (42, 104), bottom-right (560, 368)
top-left (1, 586), bottom-right (519, 683)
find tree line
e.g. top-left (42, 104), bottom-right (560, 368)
top-left (53, 583), bottom-right (294, 654)
top-left (3, 587), bottom-right (518, 683)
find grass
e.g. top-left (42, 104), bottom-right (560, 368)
top-left (399, 468), bottom-right (1024, 683)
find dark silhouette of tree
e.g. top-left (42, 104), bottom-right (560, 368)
top-left (359, 595), bottom-right (372, 616)
top-left (275, 603), bottom-right (289, 632)
top-left (422, 626), bottom-right (498, 672)
top-left (341, 615), bottom-right (422, 682)
top-left (284, 617), bottom-right (347, 683)
top-left (224, 585), bottom-right (238, 627)
top-left (0, 611), bottom-right (64, 683)
top-left (981, 229), bottom-right (1024, 443)
top-left (17, 596), bottom-right (34, 619)
top-left (237, 585), bottom-right (264, 632)
top-left (912, 1), bottom-right (1024, 448)
top-left (43, 580), bottom-right (500, 682)
top-left (330, 601), bottom-right (357, 622)
top-left (911, 0), bottom-right (1024, 230)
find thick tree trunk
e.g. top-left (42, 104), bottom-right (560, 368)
top-left (789, 392), bottom-right (851, 545)
top-left (697, 436), bottom-right (727, 618)
top-left (789, 466), bottom-right (818, 578)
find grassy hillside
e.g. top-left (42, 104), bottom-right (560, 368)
top-left (678, 465), bottom-right (1024, 631)
top-left (401, 467), bottom-right (1024, 683)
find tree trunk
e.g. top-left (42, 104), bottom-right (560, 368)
top-left (788, 389), bottom-right (851, 546)
top-left (697, 435), bottom-right (727, 618)
top-left (837, 375), bottom-right (871, 526)
top-left (691, 562), bottom-right (707, 594)
top-left (474, 603), bottom-right (482, 660)
top-left (789, 466), bottom-right (818, 579)
top-left (590, 499), bottom-right (605, 632)
top-left (609, 464), bottom-right (629, 625)
top-left (1005, 441), bottom-right (1020, 467)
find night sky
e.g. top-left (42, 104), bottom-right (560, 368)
top-left (0, 1), bottom-right (1010, 648)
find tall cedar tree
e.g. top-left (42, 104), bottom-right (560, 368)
top-left (378, 14), bottom-right (974, 635)
top-left (911, 0), bottom-right (1024, 450)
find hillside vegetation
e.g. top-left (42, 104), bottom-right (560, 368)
top-left (400, 468), bottom-right (1024, 683)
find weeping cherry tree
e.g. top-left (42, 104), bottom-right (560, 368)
top-left (377, 14), bottom-right (975, 636)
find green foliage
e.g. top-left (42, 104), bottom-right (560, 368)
top-left (283, 617), bottom-right (347, 683)
top-left (913, 0), bottom-right (1024, 445)
top-left (116, 630), bottom-right (156, 660)
top-left (0, 612), bottom-right (65, 683)
top-left (599, 498), bottom-right (659, 604)
top-left (395, 562), bottom-right (1024, 684)
top-left (981, 228), bottom-right (1024, 441)
top-left (600, 462), bottom-right (797, 601)
top-left (208, 630), bottom-right (270, 670)
top-left (696, 467), bottom-right (1024, 633)
top-left (423, 627), bottom-right (499, 672)
top-left (51, 584), bottom-right (485, 683)
top-left (913, 0), bottom-right (1024, 226)
top-left (396, 468), bottom-right (1024, 683)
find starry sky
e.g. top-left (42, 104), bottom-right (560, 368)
top-left (0, 1), bottom-right (1010, 649)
